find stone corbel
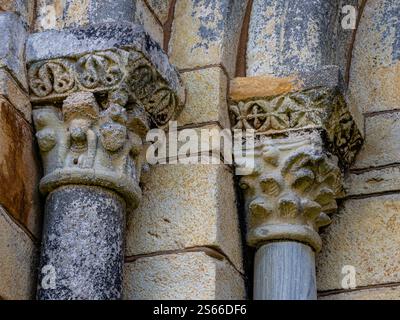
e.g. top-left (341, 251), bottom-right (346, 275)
top-left (230, 77), bottom-right (363, 300)
top-left (27, 23), bottom-right (185, 300)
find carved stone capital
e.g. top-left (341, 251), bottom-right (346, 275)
top-left (29, 23), bottom-right (185, 207)
top-left (239, 133), bottom-right (342, 252)
top-left (230, 87), bottom-right (363, 166)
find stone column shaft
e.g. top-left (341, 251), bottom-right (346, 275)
top-left (254, 242), bottom-right (316, 300)
top-left (38, 185), bottom-right (125, 300)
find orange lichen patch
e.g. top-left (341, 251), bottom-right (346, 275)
top-left (0, 97), bottom-right (42, 237)
top-left (229, 76), bottom-right (302, 101)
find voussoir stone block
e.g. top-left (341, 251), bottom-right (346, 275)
top-left (0, 69), bottom-right (31, 122)
top-left (316, 194), bottom-right (400, 291)
top-left (135, 0), bottom-right (163, 47)
top-left (0, 12), bottom-right (28, 90)
top-left (0, 98), bottom-right (42, 237)
top-left (319, 286), bottom-right (400, 300)
top-left (178, 67), bottom-right (229, 127)
top-left (146, 0), bottom-right (172, 25)
top-left (123, 252), bottom-right (245, 300)
top-left (169, 0), bottom-right (247, 76)
top-left (126, 164), bottom-right (243, 272)
top-left (0, 206), bottom-right (37, 300)
top-left (348, 0), bottom-right (400, 114)
top-left (353, 112), bottom-right (400, 169)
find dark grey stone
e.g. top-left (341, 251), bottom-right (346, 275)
top-left (254, 241), bottom-right (317, 300)
top-left (0, 12), bottom-right (28, 90)
top-left (26, 22), bottom-right (184, 102)
top-left (88, 0), bottom-right (136, 25)
top-left (37, 185), bottom-right (126, 300)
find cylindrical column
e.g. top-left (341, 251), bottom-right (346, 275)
top-left (37, 185), bottom-right (126, 300)
top-left (254, 241), bottom-right (316, 300)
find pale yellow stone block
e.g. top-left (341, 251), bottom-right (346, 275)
top-left (178, 67), bottom-right (229, 128)
top-left (126, 164), bottom-right (243, 272)
top-left (0, 207), bottom-right (37, 300)
top-left (317, 195), bottom-right (400, 291)
top-left (352, 112), bottom-right (400, 169)
top-left (123, 252), bottom-right (245, 300)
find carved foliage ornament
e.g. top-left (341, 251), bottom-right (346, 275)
top-left (230, 88), bottom-right (363, 166)
top-left (28, 49), bottom-right (180, 127)
top-left (239, 135), bottom-right (342, 252)
top-left (33, 92), bottom-right (148, 207)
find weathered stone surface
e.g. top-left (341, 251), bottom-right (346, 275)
top-left (317, 195), bottom-right (400, 291)
top-left (0, 12), bottom-right (28, 90)
top-left (146, 0), bottom-right (172, 25)
top-left (0, 98), bottom-right (42, 237)
top-left (353, 112), bottom-right (400, 169)
top-left (26, 23), bottom-right (185, 106)
top-left (238, 133), bottom-right (342, 252)
top-left (319, 286), bottom-right (400, 300)
top-left (33, 92), bottom-right (144, 208)
top-left (0, 69), bottom-right (31, 122)
top-left (126, 164), bottom-right (243, 272)
top-left (230, 66), bottom-right (344, 102)
top-left (178, 67), bottom-right (229, 127)
top-left (135, 0), bottom-right (163, 47)
top-left (247, 0), bottom-right (338, 76)
top-left (254, 242), bottom-right (317, 300)
top-left (37, 185), bottom-right (125, 300)
top-left (348, 0), bottom-right (400, 113)
top-left (169, 0), bottom-right (248, 76)
top-left (344, 166), bottom-right (400, 197)
top-left (0, 0), bottom-right (34, 27)
top-left (35, 0), bottom-right (136, 31)
top-left (0, 206), bottom-right (37, 300)
top-left (123, 252), bottom-right (245, 300)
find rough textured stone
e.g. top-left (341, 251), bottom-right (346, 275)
top-left (35, 0), bottom-right (136, 31)
top-left (178, 67), bottom-right (229, 127)
top-left (123, 252), bottom-right (245, 300)
top-left (26, 22), bottom-right (184, 102)
top-left (344, 166), bottom-right (400, 197)
top-left (135, 0), bottom-right (163, 47)
top-left (353, 112), bottom-right (400, 169)
top-left (146, 0), bottom-right (172, 25)
top-left (37, 185), bottom-right (126, 300)
top-left (0, 0), bottom-right (34, 27)
top-left (0, 69), bottom-right (31, 122)
top-left (319, 286), bottom-right (400, 300)
top-left (317, 195), bottom-right (400, 291)
top-left (0, 12), bottom-right (28, 90)
top-left (126, 164), bottom-right (243, 272)
top-left (247, 0), bottom-right (338, 76)
top-left (169, 0), bottom-right (248, 76)
top-left (348, 0), bottom-right (400, 113)
top-left (0, 98), bottom-right (41, 237)
top-left (0, 206), bottom-right (37, 300)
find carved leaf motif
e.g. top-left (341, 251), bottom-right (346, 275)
top-left (76, 51), bottom-right (123, 89)
top-left (29, 61), bottom-right (74, 97)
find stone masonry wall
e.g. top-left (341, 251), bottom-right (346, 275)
top-left (0, 0), bottom-right (399, 300)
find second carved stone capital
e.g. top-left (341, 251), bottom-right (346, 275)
top-left (239, 133), bottom-right (342, 252)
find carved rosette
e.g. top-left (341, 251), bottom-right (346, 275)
top-left (29, 49), bottom-right (182, 128)
top-left (231, 87), bottom-right (363, 251)
top-left (30, 47), bottom-right (184, 208)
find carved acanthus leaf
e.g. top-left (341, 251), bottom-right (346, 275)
top-left (239, 134), bottom-right (342, 252)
